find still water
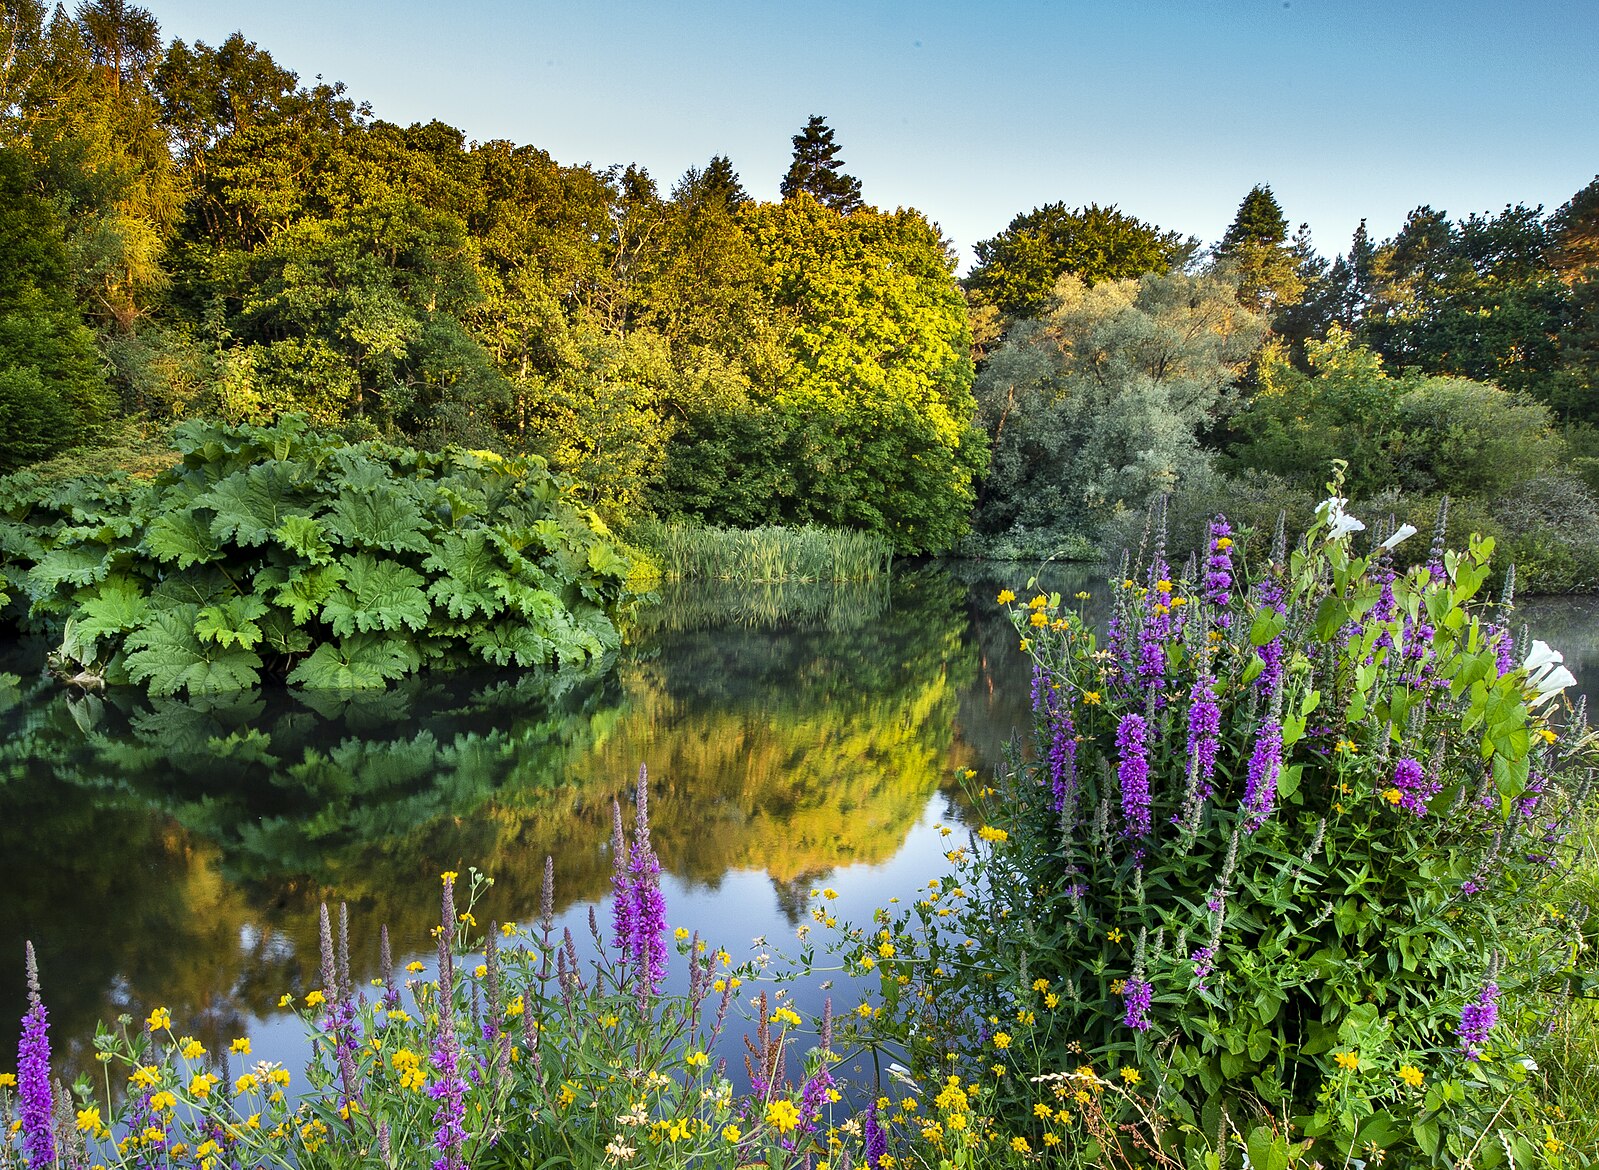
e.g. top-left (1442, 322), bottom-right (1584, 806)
top-left (3, 566), bottom-right (1597, 1079)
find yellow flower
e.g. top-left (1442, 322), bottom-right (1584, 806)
top-left (147, 1007), bottom-right (171, 1031)
top-left (189, 1073), bottom-right (219, 1099)
top-left (440, 870), bottom-right (458, 884)
top-left (773, 1007), bottom-right (803, 1028)
top-left (674, 927), bottom-right (690, 941)
top-left (723, 1124), bottom-right (742, 1142)
top-left (996, 589), bottom-right (1016, 605)
top-left (878, 941), bottom-right (896, 958)
top-left (1536, 727), bottom-right (1558, 744)
top-left (0, 1074), bottom-right (13, 1088)
top-left (1106, 928), bottom-right (1124, 943)
top-left (179, 1037), bottom-right (205, 1060)
top-left (1119, 1067), bottom-right (1141, 1085)
top-left (1335, 739), bottom-right (1357, 754)
top-left (305, 990), bottom-right (326, 1007)
top-left (977, 825), bottom-right (1008, 843)
top-left (500, 921), bottom-right (518, 936)
top-left (766, 1099), bottom-right (801, 1134)
top-left (1028, 594), bottom-right (1047, 610)
top-left (992, 1032), bottom-right (1012, 1049)
top-left (229, 1038), bottom-right (251, 1056)
top-left (1029, 610), bottom-right (1048, 628)
top-left (277, 994), bottom-right (293, 1008)
top-left (76, 1106), bottom-right (102, 1133)
top-left (1109, 979), bottom-right (1126, 994)
top-left (1082, 690), bottom-right (1101, 704)
top-left (407, 961), bottom-right (425, 973)
top-left (1032, 978), bottom-right (1050, 992)
top-left (686, 1050), bottom-right (709, 1069)
top-left (1334, 1051), bottom-right (1360, 1071)
top-left (1011, 1136), bottom-right (1031, 1153)
top-left (129, 1065), bottom-right (160, 1089)
top-left (234, 1073), bottom-right (260, 1096)
top-left (149, 1091), bottom-right (177, 1112)
top-left (473, 964), bottom-right (487, 979)
top-left (268, 1068), bottom-right (291, 1086)
top-left (1398, 1064), bottom-right (1424, 1088)
top-left (1381, 788), bottom-right (1402, 806)
top-left (1214, 536), bottom-right (1233, 550)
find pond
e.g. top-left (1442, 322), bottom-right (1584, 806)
top-left (4, 564), bottom-right (1596, 1082)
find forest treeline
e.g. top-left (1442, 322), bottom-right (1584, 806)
top-left (4, 1), bottom-right (1599, 577)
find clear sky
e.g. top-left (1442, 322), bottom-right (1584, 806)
top-left (135, 0), bottom-right (1597, 270)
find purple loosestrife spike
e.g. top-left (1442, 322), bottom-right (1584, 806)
top-left (338, 902), bottom-right (352, 1001)
top-left (1241, 720), bottom-right (1283, 833)
top-left (541, 856), bottom-right (555, 932)
top-left (1458, 981), bottom-right (1500, 1061)
top-left (19, 942), bottom-right (56, 1169)
top-left (864, 1098), bottom-right (887, 1169)
top-left (1121, 978), bottom-right (1153, 1032)
top-left (1428, 496), bottom-right (1450, 580)
top-left (610, 799), bottom-right (633, 954)
top-left (1115, 714), bottom-right (1152, 839)
top-left (1186, 672), bottom-right (1221, 802)
top-left (1204, 515), bottom-right (1234, 623)
top-left (1392, 757), bottom-right (1442, 817)
top-left (380, 925), bottom-right (400, 1010)
top-left (1046, 688), bottom-right (1077, 815)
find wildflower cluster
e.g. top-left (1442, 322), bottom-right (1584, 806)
top-left (844, 483), bottom-right (1597, 1167)
top-left (3, 769), bottom-right (858, 1170)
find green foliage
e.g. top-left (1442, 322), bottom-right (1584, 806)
top-left (974, 269), bottom-right (1265, 539)
top-left (845, 503), bottom-right (1598, 1166)
top-left (967, 202), bottom-right (1194, 318)
top-left (742, 195), bottom-right (986, 553)
top-left (0, 417), bottom-right (642, 693)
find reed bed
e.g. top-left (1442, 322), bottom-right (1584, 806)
top-left (637, 523), bottom-right (893, 583)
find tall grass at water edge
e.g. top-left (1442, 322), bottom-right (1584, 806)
top-left (636, 523), bottom-right (893, 583)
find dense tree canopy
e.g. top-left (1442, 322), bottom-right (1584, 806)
top-left (965, 202), bottom-right (1193, 318)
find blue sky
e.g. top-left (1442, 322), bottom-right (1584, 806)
top-left (138, 0), bottom-right (1597, 269)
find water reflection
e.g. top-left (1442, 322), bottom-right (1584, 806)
top-left (0, 568), bottom-right (992, 1073)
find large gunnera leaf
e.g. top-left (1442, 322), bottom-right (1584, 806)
top-left (322, 488), bottom-right (432, 555)
top-left (424, 531), bottom-right (506, 620)
top-left (145, 511), bottom-right (223, 568)
top-left (73, 576), bottom-right (149, 642)
top-left (287, 633), bottom-right (422, 689)
top-left (194, 461), bottom-right (314, 547)
top-left (320, 553), bottom-right (430, 637)
top-left (124, 604), bottom-right (264, 695)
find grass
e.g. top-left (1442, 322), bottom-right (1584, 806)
top-left (635, 522), bottom-right (893, 584)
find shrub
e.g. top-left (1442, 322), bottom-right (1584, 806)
top-left (0, 416), bottom-right (644, 694)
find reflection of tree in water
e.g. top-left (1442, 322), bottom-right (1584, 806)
top-left (0, 565), bottom-right (983, 1071)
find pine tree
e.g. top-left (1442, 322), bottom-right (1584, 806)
top-left (779, 115), bottom-right (862, 213)
top-left (1217, 184), bottom-right (1303, 315)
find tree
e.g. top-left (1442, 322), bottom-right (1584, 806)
top-left (0, 144), bottom-right (113, 470)
top-left (966, 202), bottom-right (1193, 318)
top-left (673, 153), bottom-right (745, 211)
top-left (1215, 184), bottom-right (1305, 315)
top-left (779, 115), bottom-right (862, 214)
top-left (740, 194), bottom-right (983, 552)
top-left (972, 270), bottom-right (1265, 537)
top-left (1550, 175), bottom-right (1599, 279)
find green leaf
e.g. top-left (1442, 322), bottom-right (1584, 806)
top-left (74, 576), bottom-right (149, 642)
top-left (194, 595), bottom-right (270, 649)
top-left (25, 545), bottom-right (110, 599)
top-left (275, 564), bottom-right (346, 625)
top-left (320, 554), bottom-right (430, 637)
top-left (1249, 608), bottom-right (1288, 646)
top-left (287, 633), bottom-right (421, 689)
top-left (322, 489), bottom-right (432, 555)
top-left (258, 608), bottom-right (313, 656)
top-left (469, 619), bottom-right (553, 667)
top-left (145, 511), bottom-right (224, 568)
top-left (196, 462), bottom-right (314, 547)
top-left (123, 605), bottom-right (264, 696)
top-left (424, 531), bottom-right (507, 620)
top-left (273, 514), bottom-right (334, 565)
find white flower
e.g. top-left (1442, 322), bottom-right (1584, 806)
top-left (1317, 496), bottom-right (1366, 541)
top-left (1523, 640), bottom-right (1564, 675)
top-left (1378, 522), bottom-right (1418, 551)
top-left (1530, 664), bottom-right (1577, 707)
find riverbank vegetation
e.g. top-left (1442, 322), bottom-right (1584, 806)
top-left (637, 522), bottom-right (893, 584)
top-left (4, 3), bottom-right (1597, 585)
top-left (8, 512), bottom-right (1596, 1167)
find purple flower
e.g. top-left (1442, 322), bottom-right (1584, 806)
top-left (612, 766), bottom-right (669, 997)
top-left (18, 942), bottom-right (55, 1170)
top-left (1116, 714), bottom-right (1151, 839)
top-left (1392, 757), bottom-right (1442, 817)
top-left (1122, 978), bottom-right (1153, 1031)
top-left (427, 881), bottom-right (469, 1170)
top-left (1254, 577), bottom-right (1287, 699)
top-left (864, 1098), bottom-right (887, 1169)
top-left (1204, 516), bottom-right (1234, 621)
top-left (1458, 982), bottom-right (1499, 1060)
top-left (1240, 720), bottom-right (1282, 833)
top-left (1186, 674), bottom-right (1221, 802)
top-left (1046, 689), bottom-right (1077, 815)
